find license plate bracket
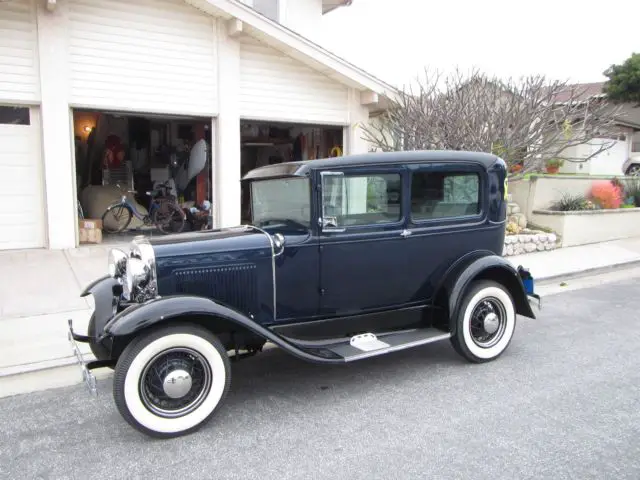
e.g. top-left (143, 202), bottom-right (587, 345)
top-left (67, 319), bottom-right (98, 396)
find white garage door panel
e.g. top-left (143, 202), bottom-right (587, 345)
top-left (239, 37), bottom-right (348, 124)
top-left (589, 139), bottom-right (629, 176)
top-left (0, 0), bottom-right (40, 103)
top-left (68, 0), bottom-right (217, 115)
top-left (0, 109), bottom-right (45, 250)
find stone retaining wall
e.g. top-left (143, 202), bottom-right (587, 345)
top-left (503, 229), bottom-right (559, 256)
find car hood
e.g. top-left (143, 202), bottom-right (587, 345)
top-left (147, 226), bottom-right (271, 260)
top-left (145, 226), bottom-right (274, 316)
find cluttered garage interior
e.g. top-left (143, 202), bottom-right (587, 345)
top-left (73, 109), bottom-right (344, 242)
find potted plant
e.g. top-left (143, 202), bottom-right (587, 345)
top-left (509, 163), bottom-right (523, 174)
top-left (545, 158), bottom-right (563, 174)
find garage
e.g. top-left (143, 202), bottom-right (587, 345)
top-left (0, 106), bottom-right (45, 250)
top-left (65, 0), bottom-right (218, 240)
top-left (0, 0), bottom-right (391, 250)
top-left (74, 109), bottom-right (214, 238)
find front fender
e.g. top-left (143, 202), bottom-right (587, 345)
top-left (81, 275), bottom-right (121, 334)
top-left (435, 253), bottom-right (536, 334)
top-left (103, 295), bottom-right (345, 364)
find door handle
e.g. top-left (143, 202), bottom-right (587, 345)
top-left (400, 229), bottom-right (412, 238)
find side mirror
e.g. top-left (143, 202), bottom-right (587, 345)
top-left (273, 233), bottom-right (285, 256)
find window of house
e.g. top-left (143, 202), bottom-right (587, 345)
top-left (321, 172), bottom-right (402, 228)
top-left (410, 171), bottom-right (480, 221)
top-left (0, 106), bottom-right (30, 125)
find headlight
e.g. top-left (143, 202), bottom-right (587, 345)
top-left (124, 257), bottom-right (148, 300)
top-left (108, 248), bottom-right (128, 278)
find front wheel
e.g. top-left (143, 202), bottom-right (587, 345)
top-left (101, 204), bottom-right (132, 234)
top-left (113, 324), bottom-right (231, 438)
top-left (450, 280), bottom-right (516, 363)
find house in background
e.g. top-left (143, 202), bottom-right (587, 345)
top-left (553, 82), bottom-right (640, 176)
top-left (0, 0), bottom-right (397, 251)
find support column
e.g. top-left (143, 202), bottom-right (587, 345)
top-left (214, 18), bottom-right (241, 228)
top-left (346, 88), bottom-right (372, 155)
top-left (36, 3), bottom-right (76, 249)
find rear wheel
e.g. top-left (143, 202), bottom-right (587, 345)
top-left (102, 204), bottom-right (132, 234)
top-left (153, 202), bottom-right (185, 234)
top-left (113, 324), bottom-right (231, 438)
top-left (451, 280), bottom-right (516, 363)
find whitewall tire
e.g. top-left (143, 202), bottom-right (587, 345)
top-left (113, 324), bottom-right (231, 438)
top-left (451, 280), bottom-right (516, 363)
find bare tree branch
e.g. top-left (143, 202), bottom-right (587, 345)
top-left (362, 69), bottom-right (624, 176)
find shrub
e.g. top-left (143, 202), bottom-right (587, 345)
top-left (589, 180), bottom-right (623, 209)
top-left (550, 193), bottom-right (587, 211)
top-left (622, 177), bottom-right (640, 207)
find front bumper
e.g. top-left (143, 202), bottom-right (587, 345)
top-left (67, 319), bottom-right (112, 395)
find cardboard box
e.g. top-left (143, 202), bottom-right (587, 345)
top-left (79, 219), bottom-right (103, 244)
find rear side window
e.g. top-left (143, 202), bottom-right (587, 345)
top-left (411, 171), bottom-right (480, 221)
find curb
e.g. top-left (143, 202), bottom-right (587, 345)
top-left (535, 259), bottom-right (640, 284)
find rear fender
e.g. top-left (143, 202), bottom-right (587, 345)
top-left (433, 253), bottom-right (536, 335)
top-left (103, 295), bottom-right (345, 364)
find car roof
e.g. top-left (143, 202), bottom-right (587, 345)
top-left (242, 150), bottom-right (500, 181)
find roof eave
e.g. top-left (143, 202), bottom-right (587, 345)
top-left (183, 0), bottom-right (400, 103)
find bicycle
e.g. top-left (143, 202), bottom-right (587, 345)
top-left (101, 182), bottom-right (186, 235)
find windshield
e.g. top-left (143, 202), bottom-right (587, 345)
top-left (250, 177), bottom-right (311, 230)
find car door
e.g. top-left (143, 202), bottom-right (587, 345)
top-left (248, 175), bottom-right (320, 324)
top-left (400, 161), bottom-right (489, 301)
top-left (317, 165), bottom-right (411, 316)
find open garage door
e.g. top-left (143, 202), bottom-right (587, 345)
top-left (0, 106), bottom-right (45, 250)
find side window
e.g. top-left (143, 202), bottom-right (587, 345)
top-left (411, 170), bottom-right (480, 221)
top-left (321, 172), bottom-right (402, 228)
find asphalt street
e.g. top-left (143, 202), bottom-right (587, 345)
top-left (1, 273), bottom-right (640, 480)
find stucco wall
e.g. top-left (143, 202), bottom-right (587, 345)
top-left (531, 208), bottom-right (640, 247)
top-left (509, 175), bottom-right (626, 221)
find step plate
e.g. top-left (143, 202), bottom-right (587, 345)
top-left (350, 333), bottom-right (390, 352)
top-left (329, 328), bottom-right (451, 362)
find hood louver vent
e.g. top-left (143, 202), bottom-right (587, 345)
top-left (173, 264), bottom-right (259, 317)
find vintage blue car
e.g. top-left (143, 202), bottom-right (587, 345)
top-left (68, 150), bottom-right (540, 438)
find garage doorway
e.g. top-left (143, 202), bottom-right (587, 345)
top-left (73, 109), bottom-right (214, 242)
top-left (240, 120), bottom-right (344, 223)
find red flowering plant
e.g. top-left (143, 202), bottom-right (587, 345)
top-left (589, 180), bottom-right (623, 209)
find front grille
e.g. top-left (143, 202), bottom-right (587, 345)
top-left (173, 264), bottom-right (259, 316)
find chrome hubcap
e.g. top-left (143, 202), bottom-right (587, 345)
top-left (470, 297), bottom-right (507, 348)
top-left (483, 312), bottom-right (500, 335)
top-left (163, 369), bottom-right (193, 399)
top-left (139, 347), bottom-right (212, 418)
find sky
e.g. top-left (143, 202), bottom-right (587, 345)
top-left (318, 0), bottom-right (640, 90)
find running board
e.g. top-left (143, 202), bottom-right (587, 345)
top-left (290, 328), bottom-right (452, 362)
